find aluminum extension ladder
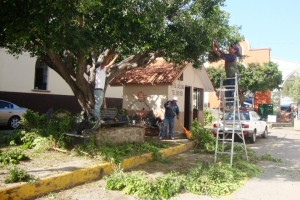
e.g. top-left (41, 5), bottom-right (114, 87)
top-left (214, 73), bottom-right (248, 166)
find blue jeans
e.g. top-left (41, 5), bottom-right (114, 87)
top-left (160, 117), bottom-right (175, 138)
top-left (225, 79), bottom-right (235, 106)
top-left (94, 89), bottom-right (104, 119)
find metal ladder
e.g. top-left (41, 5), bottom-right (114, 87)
top-left (214, 73), bottom-right (248, 166)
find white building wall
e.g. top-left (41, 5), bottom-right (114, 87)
top-left (0, 49), bottom-right (122, 98)
top-left (122, 85), bottom-right (168, 119)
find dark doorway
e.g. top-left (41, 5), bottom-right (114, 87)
top-left (184, 86), bottom-right (191, 130)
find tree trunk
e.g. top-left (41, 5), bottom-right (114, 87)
top-left (41, 50), bottom-right (159, 116)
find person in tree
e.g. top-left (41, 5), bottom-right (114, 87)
top-left (94, 54), bottom-right (119, 124)
top-left (212, 41), bottom-right (239, 107)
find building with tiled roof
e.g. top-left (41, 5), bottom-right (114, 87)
top-left (110, 57), bottom-right (214, 132)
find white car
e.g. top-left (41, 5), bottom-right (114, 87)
top-left (212, 110), bottom-right (268, 143)
top-left (0, 100), bottom-right (28, 129)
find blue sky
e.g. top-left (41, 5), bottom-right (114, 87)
top-left (222, 0), bottom-right (300, 63)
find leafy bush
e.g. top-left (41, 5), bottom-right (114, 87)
top-left (4, 165), bottom-right (35, 184)
top-left (18, 109), bottom-right (74, 149)
top-left (190, 119), bottom-right (216, 153)
top-left (0, 148), bottom-right (29, 165)
top-left (204, 109), bottom-right (215, 126)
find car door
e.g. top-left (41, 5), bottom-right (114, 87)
top-left (251, 111), bottom-right (263, 133)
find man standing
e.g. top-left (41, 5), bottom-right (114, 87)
top-left (212, 41), bottom-right (239, 107)
top-left (94, 54), bottom-right (119, 123)
top-left (159, 97), bottom-right (180, 140)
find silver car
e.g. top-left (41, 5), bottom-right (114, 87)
top-left (0, 100), bottom-right (27, 129)
top-left (212, 110), bottom-right (268, 143)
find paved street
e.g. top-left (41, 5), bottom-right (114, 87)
top-left (35, 127), bottom-right (300, 200)
top-left (227, 127), bottom-right (300, 200)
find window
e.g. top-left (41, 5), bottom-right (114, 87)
top-left (0, 101), bottom-right (12, 109)
top-left (34, 60), bottom-right (48, 90)
top-left (193, 88), bottom-right (203, 111)
top-left (178, 73), bottom-right (183, 81)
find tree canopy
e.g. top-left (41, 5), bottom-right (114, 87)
top-left (0, 0), bottom-right (243, 111)
top-left (206, 61), bottom-right (283, 103)
top-left (282, 75), bottom-right (300, 103)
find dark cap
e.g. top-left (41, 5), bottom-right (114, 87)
top-left (230, 45), bottom-right (239, 55)
top-left (95, 61), bottom-right (103, 68)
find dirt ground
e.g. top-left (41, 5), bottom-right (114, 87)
top-left (0, 148), bottom-right (100, 189)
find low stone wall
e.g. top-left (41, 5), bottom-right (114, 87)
top-left (95, 126), bottom-right (145, 145)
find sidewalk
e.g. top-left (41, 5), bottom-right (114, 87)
top-left (0, 139), bottom-right (195, 200)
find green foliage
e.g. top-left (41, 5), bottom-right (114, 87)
top-left (206, 62), bottom-right (283, 94)
top-left (20, 109), bottom-right (46, 130)
top-left (283, 76), bottom-right (300, 103)
top-left (104, 154), bottom-right (264, 199)
top-left (206, 66), bottom-right (226, 89)
top-left (17, 109), bottom-right (74, 149)
top-left (237, 62), bottom-right (283, 93)
top-left (260, 153), bottom-right (282, 163)
top-left (76, 138), bottom-right (169, 164)
top-left (31, 137), bottom-right (52, 153)
top-left (190, 119), bottom-right (216, 153)
top-left (154, 171), bottom-right (185, 199)
top-left (4, 165), bottom-right (35, 184)
top-left (0, 0), bottom-right (243, 110)
top-left (0, 149), bottom-right (29, 166)
top-left (204, 109), bottom-right (215, 126)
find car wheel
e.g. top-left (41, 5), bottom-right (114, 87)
top-left (8, 116), bottom-right (21, 129)
top-left (249, 130), bottom-right (256, 143)
top-left (262, 127), bottom-right (268, 138)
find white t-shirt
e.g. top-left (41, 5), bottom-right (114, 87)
top-left (95, 66), bottom-right (106, 89)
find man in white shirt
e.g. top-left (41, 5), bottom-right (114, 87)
top-left (94, 54), bottom-right (118, 124)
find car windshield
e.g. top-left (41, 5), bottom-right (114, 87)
top-left (225, 112), bottom-right (250, 120)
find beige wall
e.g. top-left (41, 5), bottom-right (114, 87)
top-left (0, 49), bottom-right (35, 92)
top-left (122, 85), bottom-right (168, 119)
top-left (0, 49), bottom-right (73, 95)
top-left (0, 49), bottom-right (123, 98)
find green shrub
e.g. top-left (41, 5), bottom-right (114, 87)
top-left (4, 165), bottom-right (35, 184)
top-left (190, 119), bottom-right (216, 153)
top-left (204, 109), bottom-right (215, 126)
top-left (0, 148), bottom-right (29, 165)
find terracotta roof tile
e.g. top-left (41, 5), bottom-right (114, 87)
top-left (110, 58), bottom-right (187, 86)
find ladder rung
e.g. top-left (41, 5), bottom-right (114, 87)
top-left (215, 73), bottom-right (248, 165)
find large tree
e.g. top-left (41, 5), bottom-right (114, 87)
top-left (0, 0), bottom-right (242, 113)
top-left (206, 61), bottom-right (283, 105)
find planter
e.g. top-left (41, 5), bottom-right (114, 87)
top-left (95, 126), bottom-right (145, 145)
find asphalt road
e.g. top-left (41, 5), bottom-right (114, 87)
top-left (33, 127), bottom-right (300, 200)
top-left (227, 127), bottom-right (300, 200)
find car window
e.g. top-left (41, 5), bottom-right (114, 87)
top-left (0, 101), bottom-right (11, 109)
top-left (225, 112), bottom-right (250, 120)
top-left (250, 112), bottom-right (258, 121)
top-left (0, 101), bottom-right (13, 109)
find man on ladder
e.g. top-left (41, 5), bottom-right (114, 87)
top-left (212, 41), bottom-right (248, 166)
top-left (212, 41), bottom-right (239, 109)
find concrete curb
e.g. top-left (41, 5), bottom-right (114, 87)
top-left (0, 141), bottom-right (195, 200)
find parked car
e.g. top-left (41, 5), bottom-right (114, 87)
top-left (212, 110), bottom-right (268, 143)
top-left (0, 100), bottom-right (28, 129)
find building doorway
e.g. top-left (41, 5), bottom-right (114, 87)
top-left (184, 86), bottom-right (191, 130)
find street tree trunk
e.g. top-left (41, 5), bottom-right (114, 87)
top-left (40, 49), bottom-right (160, 115)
